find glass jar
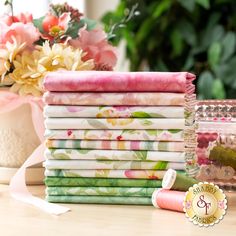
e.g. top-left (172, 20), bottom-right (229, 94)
top-left (196, 100), bottom-right (236, 190)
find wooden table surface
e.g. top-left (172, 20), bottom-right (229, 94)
top-left (0, 184), bottom-right (235, 236)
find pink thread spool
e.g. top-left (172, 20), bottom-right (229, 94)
top-left (152, 189), bottom-right (185, 212)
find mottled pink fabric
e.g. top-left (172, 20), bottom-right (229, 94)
top-left (43, 71), bottom-right (195, 93)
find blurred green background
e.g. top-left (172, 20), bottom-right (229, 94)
top-left (102, 0), bottom-right (236, 99)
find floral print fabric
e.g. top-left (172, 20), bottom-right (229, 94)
top-left (45, 148), bottom-right (185, 162)
top-left (45, 129), bottom-right (184, 141)
top-left (44, 105), bottom-right (185, 118)
top-left (45, 118), bottom-right (185, 130)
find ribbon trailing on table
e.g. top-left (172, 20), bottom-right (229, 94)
top-left (0, 91), bottom-right (69, 215)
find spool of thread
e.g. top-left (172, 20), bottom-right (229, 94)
top-left (152, 189), bottom-right (185, 212)
top-left (162, 169), bottom-right (198, 191)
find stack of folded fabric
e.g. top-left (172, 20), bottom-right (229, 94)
top-left (43, 71), bottom-right (197, 205)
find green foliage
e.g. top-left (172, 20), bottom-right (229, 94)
top-left (102, 0), bottom-right (236, 99)
top-left (33, 16), bottom-right (45, 33)
top-left (65, 21), bottom-right (82, 38)
top-left (80, 18), bottom-right (97, 31)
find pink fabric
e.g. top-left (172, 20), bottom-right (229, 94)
top-left (43, 92), bottom-right (185, 106)
top-left (131, 141), bottom-right (140, 150)
top-left (43, 71), bottom-right (195, 93)
top-left (101, 140), bottom-right (111, 149)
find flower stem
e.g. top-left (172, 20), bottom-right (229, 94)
top-left (4, 0), bottom-right (14, 19)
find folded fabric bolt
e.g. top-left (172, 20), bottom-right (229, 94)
top-left (46, 195), bottom-right (152, 205)
top-left (45, 149), bottom-right (185, 162)
top-left (43, 92), bottom-right (185, 106)
top-left (46, 186), bottom-right (156, 197)
top-left (45, 118), bottom-right (185, 130)
top-left (44, 129), bottom-right (184, 141)
top-left (46, 140), bottom-right (185, 152)
top-left (44, 71), bottom-right (195, 93)
top-left (44, 105), bottom-right (185, 118)
top-left (44, 177), bottom-right (162, 187)
top-left (44, 160), bottom-right (184, 170)
top-left (44, 169), bottom-right (169, 179)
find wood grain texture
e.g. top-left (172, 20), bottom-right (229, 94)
top-left (0, 184), bottom-right (235, 236)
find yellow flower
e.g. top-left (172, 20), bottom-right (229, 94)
top-left (5, 37), bottom-right (26, 63)
top-left (8, 41), bottom-right (95, 96)
top-left (38, 41), bottom-right (94, 71)
top-left (10, 49), bottom-right (44, 96)
top-left (0, 36), bottom-right (26, 84)
top-left (0, 58), bottom-right (10, 78)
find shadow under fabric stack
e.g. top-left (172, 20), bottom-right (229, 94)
top-left (43, 71), bottom-right (197, 205)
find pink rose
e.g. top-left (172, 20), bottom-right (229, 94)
top-left (0, 21), bottom-right (40, 47)
top-left (70, 28), bottom-right (117, 69)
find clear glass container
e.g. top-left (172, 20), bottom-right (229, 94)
top-left (196, 100), bottom-right (236, 190)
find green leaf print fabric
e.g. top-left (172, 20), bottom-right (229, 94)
top-left (46, 186), bottom-right (156, 197)
top-left (44, 160), bottom-right (184, 170)
top-left (45, 149), bottom-right (185, 162)
top-left (44, 169), bottom-right (170, 179)
top-left (44, 177), bottom-right (162, 187)
top-left (46, 195), bottom-right (152, 205)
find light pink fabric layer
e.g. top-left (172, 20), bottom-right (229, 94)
top-left (43, 92), bottom-right (185, 106)
top-left (44, 71), bottom-right (195, 93)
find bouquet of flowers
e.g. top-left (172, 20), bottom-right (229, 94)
top-left (0, 1), bottom-right (117, 96)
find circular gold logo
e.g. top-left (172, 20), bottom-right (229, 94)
top-left (184, 182), bottom-right (227, 227)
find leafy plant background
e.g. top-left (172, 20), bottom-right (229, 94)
top-left (102, 0), bottom-right (236, 99)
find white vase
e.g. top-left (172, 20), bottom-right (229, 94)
top-left (0, 88), bottom-right (44, 184)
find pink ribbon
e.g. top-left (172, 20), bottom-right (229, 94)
top-left (0, 91), bottom-right (69, 215)
top-left (0, 91), bottom-right (44, 142)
